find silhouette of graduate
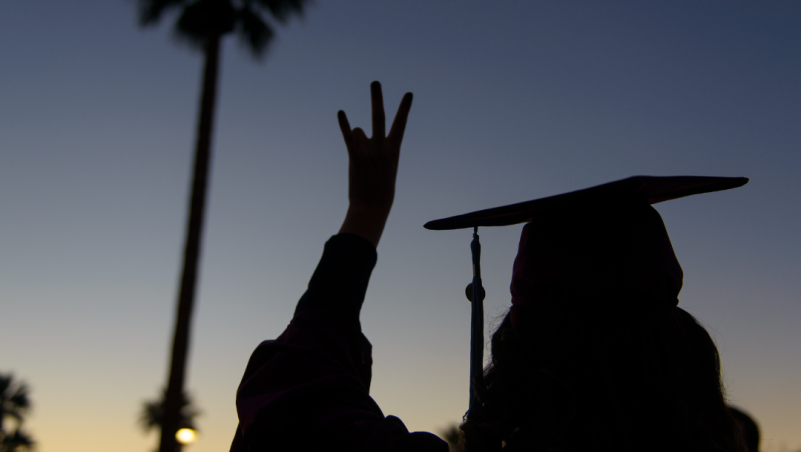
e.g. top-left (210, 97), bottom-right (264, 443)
top-left (230, 82), bottom-right (750, 452)
top-left (230, 82), bottom-right (446, 452)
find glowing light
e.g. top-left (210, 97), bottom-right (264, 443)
top-left (175, 428), bottom-right (197, 444)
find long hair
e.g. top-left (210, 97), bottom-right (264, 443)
top-left (460, 299), bottom-right (745, 452)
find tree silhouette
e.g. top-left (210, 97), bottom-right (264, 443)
top-left (139, 388), bottom-right (200, 433)
top-left (439, 423), bottom-right (464, 452)
top-left (135, 1), bottom-right (309, 451)
top-left (140, 389), bottom-right (200, 451)
top-left (0, 374), bottom-right (33, 452)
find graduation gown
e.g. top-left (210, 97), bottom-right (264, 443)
top-left (230, 234), bottom-right (449, 452)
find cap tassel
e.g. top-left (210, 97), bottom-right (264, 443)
top-left (466, 227), bottom-right (485, 419)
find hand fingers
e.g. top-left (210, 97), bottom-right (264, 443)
top-left (387, 92), bottom-right (413, 145)
top-left (371, 81), bottom-right (386, 141)
top-left (352, 127), bottom-right (369, 146)
top-left (338, 110), bottom-right (355, 153)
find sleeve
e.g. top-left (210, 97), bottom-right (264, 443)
top-left (294, 233), bottom-right (378, 325)
top-left (231, 234), bottom-right (449, 452)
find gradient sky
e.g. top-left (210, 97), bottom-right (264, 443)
top-left (1, 1), bottom-right (800, 451)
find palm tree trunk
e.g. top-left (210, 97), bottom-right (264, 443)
top-left (158, 34), bottom-right (221, 452)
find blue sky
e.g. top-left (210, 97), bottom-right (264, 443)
top-left (0, 1), bottom-right (799, 451)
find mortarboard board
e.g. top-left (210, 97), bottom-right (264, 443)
top-left (425, 176), bottom-right (747, 231)
top-left (424, 175), bottom-right (748, 417)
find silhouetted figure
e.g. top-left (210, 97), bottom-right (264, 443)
top-left (729, 406), bottom-right (760, 452)
top-left (230, 82), bottom-right (749, 452)
top-left (424, 175), bottom-right (749, 452)
top-left (230, 82), bottom-right (447, 451)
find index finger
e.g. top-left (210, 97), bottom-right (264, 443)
top-left (387, 92), bottom-right (413, 145)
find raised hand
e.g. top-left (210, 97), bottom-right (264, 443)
top-left (337, 81), bottom-right (413, 247)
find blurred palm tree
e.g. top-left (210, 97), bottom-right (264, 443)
top-left (135, 1), bottom-right (309, 451)
top-left (140, 388), bottom-right (200, 452)
top-left (0, 374), bottom-right (33, 452)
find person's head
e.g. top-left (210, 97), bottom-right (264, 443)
top-left (460, 301), bottom-right (744, 452)
top-left (459, 204), bottom-right (743, 451)
top-left (729, 406), bottom-right (760, 452)
top-left (424, 176), bottom-right (749, 451)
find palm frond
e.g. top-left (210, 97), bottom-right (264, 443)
top-left (137, 0), bottom-right (310, 56)
top-left (139, 389), bottom-right (200, 433)
top-left (438, 424), bottom-right (464, 452)
top-left (173, 0), bottom-right (237, 46)
top-left (236, 6), bottom-right (275, 58)
top-left (1, 428), bottom-right (34, 450)
top-left (9, 386), bottom-right (30, 412)
top-left (139, 399), bottom-right (163, 432)
top-left (138, 0), bottom-right (187, 26)
top-left (253, 0), bottom-right (308, 24)
top-left (0, 375), bottom-right (12, 395)
top-left (0, 374), bottom-right (30, 425)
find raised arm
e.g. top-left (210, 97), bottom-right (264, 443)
top-left (337, 81), bottom-right (413, 247)
top-left (233, 83), bottom-right (447, 452)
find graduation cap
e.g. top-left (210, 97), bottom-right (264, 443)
top-left (424, 175), bottom-right (748, 416)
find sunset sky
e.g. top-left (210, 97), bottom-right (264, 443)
top-left (1, 1), bottom-right (799, 451)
